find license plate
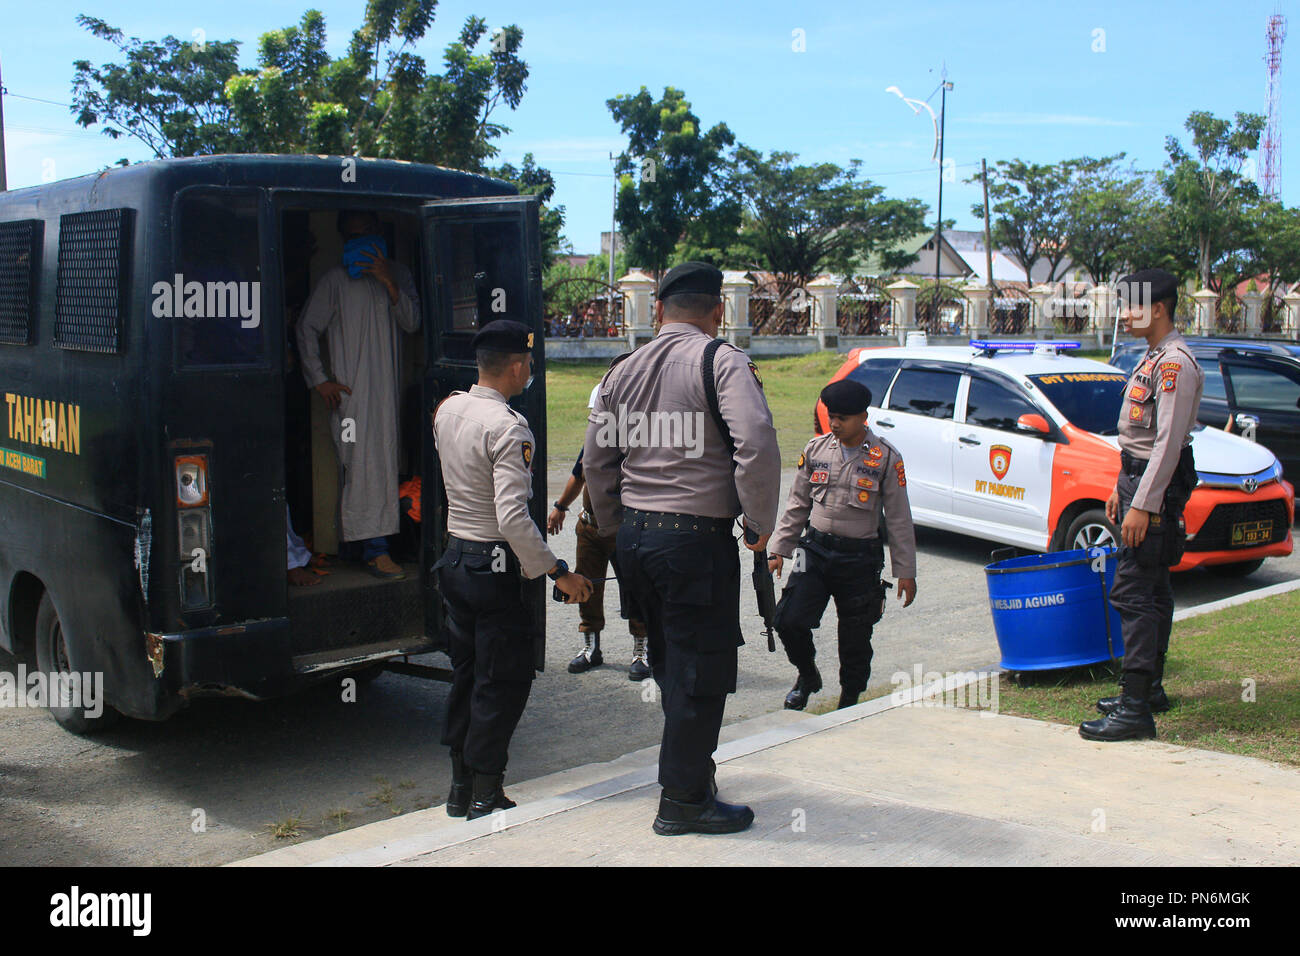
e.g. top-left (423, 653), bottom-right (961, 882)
top-left (1231, 520), bottom-right (1272, 547)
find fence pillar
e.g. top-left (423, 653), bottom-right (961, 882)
top-left (1028, 283), bottom-right (1055, 337)
top-left (1087, 283), bottom-right (1115, 346)
top-left (1283, 287), bottom-right (1300, 338)
top-left (1191, 288), bottom-right (1218, 335)
top-left (1241, 288), bottom-right (1265, 336)
top-left (887, 278), bottom-right (919, 345)
top-left (721, 271), bottom-right (752, 348)
top-left (808, 276), bottom-right (838, 350)
top-left (962, 282), bottom-right (992, 339)
top-left (618, 269), bottom-right (657, 348)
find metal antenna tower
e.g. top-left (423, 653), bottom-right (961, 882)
top-left (1264, 12), bottom-right (1287, 198)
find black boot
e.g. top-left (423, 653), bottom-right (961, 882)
top-left (783, 665), bottom-right (822, 710)
top-left (1096, 684), bottom-right (1170, 715)
top-left (837, 687), bottom-right (864, 710)
top-left (446, 750), bottom-right (471, 818)
top-left (568, 631), bottom-right (603, 673)
top-left (1080, 674), bottom-right (1157, 742)
top-left (628, 632), bottom-right (651, 681)
top-left (652, 790), bottom-right (754, 836)
top-left (466, 771), bottom-right (517, 819)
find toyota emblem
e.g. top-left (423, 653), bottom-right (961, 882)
top-left (1243, 477), bottom-right (1258, 493)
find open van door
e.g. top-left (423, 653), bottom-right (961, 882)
top-left (418, 195), bottom-right (548, 669)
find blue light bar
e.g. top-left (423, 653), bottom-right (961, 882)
top-left (970, 340), bottom-right (1082, 352)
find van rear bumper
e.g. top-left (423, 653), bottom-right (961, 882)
top-left (155, 619), bottom-right (435, 711)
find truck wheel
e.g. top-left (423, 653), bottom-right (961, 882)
top-left (33, 592), bottom-right (120, 734)
top-left (1063, 509), bottom-right (1119, 552)
top-left (1205, 559), bottom-right (1265, 578)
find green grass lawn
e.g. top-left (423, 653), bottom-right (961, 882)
top-left (545, 350), bottom-right (848, 467)
top-left (976, 592), bottom-right (1300, 766)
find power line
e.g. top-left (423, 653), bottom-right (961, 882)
top-left (5, 91), bottom-right (73, 108)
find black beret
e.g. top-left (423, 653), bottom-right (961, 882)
top-left (821, 379), bottom-right (872, 415)
top-left (472, 319), bottom-right (534, 353)
top-left (658, 261), bottom-right (723, 300)
top-left (1117, 269), bottom-right (1179, 310)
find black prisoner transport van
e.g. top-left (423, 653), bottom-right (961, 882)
top-left (0, 155), bottom-right (548, 732)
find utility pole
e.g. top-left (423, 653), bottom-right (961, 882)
top-left (981, 157), bottom-right (995, 295)
top-left (608, 152), bottom-right (618, 331)
top-left (0, 55), bottom-right (8, 192)
top-left (932, 71), bottom-right (953, 329)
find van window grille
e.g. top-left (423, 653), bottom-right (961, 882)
top-left (55, 209), bottom-right (131, 353)
top-left (0, 220), bottom-right (42, 345)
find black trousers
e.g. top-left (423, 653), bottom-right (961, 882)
top-left (617, 515), bottom-right (741, 799)
top-left (435, 542), bottom-right (537, 774)
top-left (1110, 471), bottom-right (1173, 684)
top-left (773, 538), bottom-right (883, 695)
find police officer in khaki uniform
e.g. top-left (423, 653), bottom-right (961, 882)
top-left (768, 380), bottom-right (918, 711)
top-left (1080, 269), bottom-right (1202, 742)
top-left (583, 262), bottom-right (782, 836)
top-left (433, 320), bottom-right (593, 818)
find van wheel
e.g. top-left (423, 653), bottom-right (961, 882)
top-left (1063, 509), bottom-right (1119, 552)
top-left (33, 593), bottom-right (120, 735)
top-left (1206, 559), bottom-right (1264, 578)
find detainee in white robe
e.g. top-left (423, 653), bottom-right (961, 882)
top-left (296, 262), bottom-right (420, 545)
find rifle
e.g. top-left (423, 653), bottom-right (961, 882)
top-left (745, 525), bottom-right (777, 652)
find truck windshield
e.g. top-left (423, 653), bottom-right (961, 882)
top-left (1028, 372), bottom-right (1128, 435)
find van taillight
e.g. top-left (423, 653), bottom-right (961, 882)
top-left (176, 454), bottom-right (212, 608)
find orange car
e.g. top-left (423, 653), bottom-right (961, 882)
top-left (813, 341), bottom-right (1293, 576)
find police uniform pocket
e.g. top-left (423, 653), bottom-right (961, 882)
top-left (462, 551), bottom-right (499, 575)
top-left (685, 648), bottom-right (737, 696)
top-left (1135, 522), bottom-right (1166, 569)
top-left (488, 630), bottom-right (536, 682)
top-left (663, 550), bottom-right (713, 606)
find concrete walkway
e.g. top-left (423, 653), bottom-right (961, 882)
top-left (233, 689), bottom-right (1300, 867)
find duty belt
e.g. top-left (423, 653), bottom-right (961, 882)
top-left (445, 535), bottom-right (511, 557)
top-left (804, 527), bottom-right (879, 553)
top-left (1119, 451), bottom-right (1149, 478)
top-left (621, 508), bottom-right (733, 534)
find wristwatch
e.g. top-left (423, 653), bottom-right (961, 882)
top-left (547, 559), bottom-right (569, 581)
top-left (552, 501), bottom-right (568, 512)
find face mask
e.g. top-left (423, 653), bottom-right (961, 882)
top-left (342, 234), bottom-right (387, 278)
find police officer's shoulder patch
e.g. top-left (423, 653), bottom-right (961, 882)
top-left (894, 460), bottom-right (907, 487)
top-left (797, 451), bottom-right (805, 468)
top-left (522, 441), bottom-right (533, 468)
top-left (748, 362), bottom-right (764, 389)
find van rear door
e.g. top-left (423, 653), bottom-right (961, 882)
top-left (417, 196), bottom-right (546, 667)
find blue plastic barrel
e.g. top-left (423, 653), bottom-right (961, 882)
top-left (984, 547), bottom-right (1124, 671)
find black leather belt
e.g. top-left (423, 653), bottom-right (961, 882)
top-left (622, 508), bottom-right (733, 534)
top-left (805, 527), bottom-right (879, 553)
top-left (1119, 451), bottom-right (1149, 478)
top-left (446, 535), bottom-right (510, 556)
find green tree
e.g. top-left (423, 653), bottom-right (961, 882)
top-left (606, 86), bottom-right (741, 280)
top-left (1062, 155), bottom-right (1148, 284)
top-left (1247, 201), bottom-right (1300, 309)
top-left (1160, 110), bottom-right (1264, 290)
top-left (71, 3), bottom-right (531, 171)
top-left (730, 147), bottom-right (929, 300)
top-left (70, 16), bottom-right (244, 158)
top-left (970, 159), bottom-right (1081, 285)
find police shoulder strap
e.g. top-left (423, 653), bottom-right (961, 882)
top-left (701, 338), bottom-right (737, 471)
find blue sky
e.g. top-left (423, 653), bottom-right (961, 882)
top-left (2, 0), bottom-right (1294, 253)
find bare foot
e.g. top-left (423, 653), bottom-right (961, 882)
top-left (288, 566), bottom-right (320, 587)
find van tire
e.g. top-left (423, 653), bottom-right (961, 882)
top-left (1062, 509), bottom-right (1120, 553)
top-left (33, 593), bottom-right (121, 735)
top-left (1205, 559), bottom-right (1264, 578)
